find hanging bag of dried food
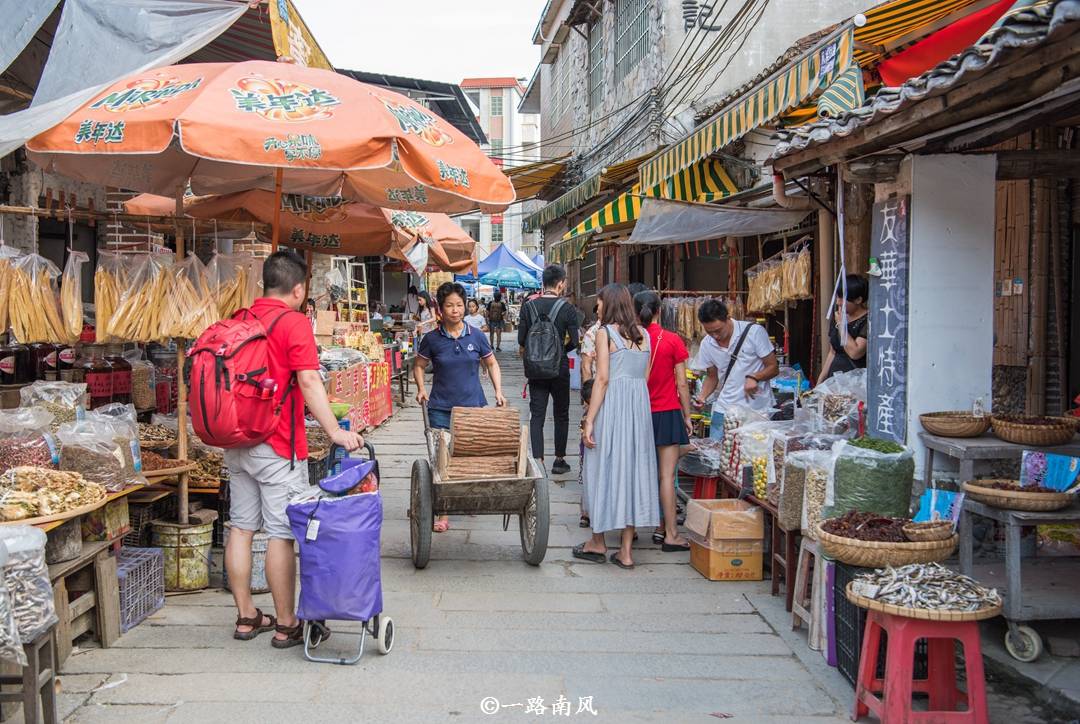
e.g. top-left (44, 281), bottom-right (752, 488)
top-left (0, 246), bottom-right (23, 335)
top-left (8, 254), bottom-right (66, 344)
top-left (208, 252), bottom-right (250, 319)
top-left (0, 407), bottom-right (58, 473)
top-left (161, 254), bottom-right (217, 339)
top-left (60, 250), bottom-right (89, 344)
top-left (57, 419), bottom-right (145, 492)
top-left (123, 349), bottom-right (157, 411)
top-left (781, 247), bottom-right (812, 301)
top-left (761, 259), bottom-right (783, 311)
top-left (107, 252), bottom-right (172, 343)
top-left (93, 250), bottom-right (127, 343)
top-left (746, 267), bottom-right (764, 314)
top-left (19, 381), bottom-right (87, 431)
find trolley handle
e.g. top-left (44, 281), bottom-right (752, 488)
top-left (421, 401), bottom-right (430, 433)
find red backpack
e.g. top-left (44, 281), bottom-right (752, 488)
top-left (186, 309), bottom-right (298, 449)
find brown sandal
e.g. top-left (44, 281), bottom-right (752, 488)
top-left (233, 608), bottom-right (276, 640)
top-left (270, 620), bottom-right (305, 649)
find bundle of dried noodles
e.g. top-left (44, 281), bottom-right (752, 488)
top-left (9, 254), bottom-right (65, 343)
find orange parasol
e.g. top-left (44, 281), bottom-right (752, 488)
top-left (26, 61), bottom-right (515, 226)
top-left (123, 191), bottom-right (477, 273)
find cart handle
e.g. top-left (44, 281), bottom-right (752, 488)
top-left (421, 401), bottom-right (430, 432)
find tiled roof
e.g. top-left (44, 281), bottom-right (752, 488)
top-left (461, 77), bottom-right (525, 90)
top-left (770, 0), bottom-right (1080, 161)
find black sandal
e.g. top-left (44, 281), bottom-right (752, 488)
top-left (572, 543), bottom-right (606, 564)
top-left (661, 541), bottom-right (691, 552)
top-left (651, 531), bottom-right (665, 545)
top-left (233, 608), bottom-right (276, 641)
top-left (609, 552), bottom-right (635, 570)
top-left (270, 620), bottom-right (305, 649)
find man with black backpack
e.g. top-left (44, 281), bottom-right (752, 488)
top-left (518, 264), bottom-right (579, 475)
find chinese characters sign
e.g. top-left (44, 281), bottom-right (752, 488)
top-left (867, 196), bottom-right (910, 444)
top-left (264, 133), bottom-right (323, 162)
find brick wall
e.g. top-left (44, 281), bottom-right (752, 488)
top-left (104, 189), bottom-right (164, 249)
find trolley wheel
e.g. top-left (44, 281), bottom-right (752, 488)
top-left (1005, 625), bottom-right (1043, 662)
top-left (377, 615), bottom-right (394, 655)
top-left (519, 476), bottom-right (550, 566)
top-left (306, 620), bottom-right (330, 649)
top-left (410, 459), bottom-right (433, 569)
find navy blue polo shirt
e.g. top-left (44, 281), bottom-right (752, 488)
top-left (417, 322), bottom-right (493, 411)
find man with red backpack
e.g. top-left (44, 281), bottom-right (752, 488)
top-left (213, 251), bottom-right (363, 648)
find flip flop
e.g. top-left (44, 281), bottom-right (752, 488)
top-left (651, 531), bottom-right (665, 545)
top-left (661, 542), bottom-right (691, 552)
top-left (609, 553), bottom-right (635, 570)
top-left (572, 543), bottom-right (606, 564)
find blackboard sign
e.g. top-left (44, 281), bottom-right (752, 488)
top-left (867, 196), bottom-right (910, 444)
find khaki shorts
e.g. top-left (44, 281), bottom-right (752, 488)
top-left (224, 444), bottom-right (308, 540)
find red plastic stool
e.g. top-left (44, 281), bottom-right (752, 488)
top-left (853, 610), bottom-right (989, 723)
top-left (692, 476), bottom-right (718, 499)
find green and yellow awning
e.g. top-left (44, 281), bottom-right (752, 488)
top-left (563, 159), bottom-right (738, 241)
top-left (638, 28), bottom-right (854, 189)
top-left (817, 64), bottom-right (865, 118)
top-left (549, 236), bottom-right (588, 264)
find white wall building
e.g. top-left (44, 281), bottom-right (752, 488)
top-left (460, 78), bottom-right (542, 257)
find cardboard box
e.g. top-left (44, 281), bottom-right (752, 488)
top-left (315, 310), bottom-right (337, 336)
top-left (690, 539), bottom-right (764, 581)
top-left (685, 499), bottom-right (765, 541)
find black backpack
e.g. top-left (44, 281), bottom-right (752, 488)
top-left (523, 298), bottom-right (567, 379)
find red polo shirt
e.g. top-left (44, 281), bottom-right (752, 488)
top-left (249, 298), bottom-right (321, 460)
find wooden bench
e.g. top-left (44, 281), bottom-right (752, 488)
top-left (48, 541), bottom-right (120, 667)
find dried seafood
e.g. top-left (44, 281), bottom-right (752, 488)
top-left (822, 510), bottom-right (908, 542)
top-left (852, 562), bottom-right (1001, 612)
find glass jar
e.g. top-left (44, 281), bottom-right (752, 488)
top-left (27, 343), bottom-right (54, 382)
top-left (73, 345), bottom-right (113, 409)
top-left (56, 345), bottom-right (76, 382)
top-left (0, 337), bottom-right (29, 385)
top-left (104, 345), bottom-right (132, 405)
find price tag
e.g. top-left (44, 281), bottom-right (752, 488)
top-left (305, 519), bottom-right (320, 541)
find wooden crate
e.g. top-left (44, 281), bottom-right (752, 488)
top-left (48, 541), bottom-right (120, 667)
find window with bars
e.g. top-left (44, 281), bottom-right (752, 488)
top-left (615, 0), bottom-right (650, 83)
top-left (490, 93), bottom-right (503, 117)
top-left (491, 222), bottom-right (504, 243)
top-left (588, 21), bottom-right (605, 111)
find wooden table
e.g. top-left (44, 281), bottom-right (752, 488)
top-left (918, 432), bottom-right (1080, 482)
top-left (957, 497), bottom-right (1080, 660)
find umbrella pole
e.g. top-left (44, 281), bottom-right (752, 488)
top-left (271, 167), bottom-right (283, 252)
top-left (174, 186), bottom-right (189, 526)
top-left (304, 249), bottom-right (313, 298)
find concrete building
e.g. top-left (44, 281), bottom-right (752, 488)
top-left (520, 0), bottom-right (866, 298)
top-left (459, 77), bottom-right (542, 257)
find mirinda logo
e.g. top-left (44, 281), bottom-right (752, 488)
top-left (90, 74), bottom-right (203, 113)
top-left (230, 76), bottom-right (340, 123)
top-left (377, 96), bottom-right (452, 147)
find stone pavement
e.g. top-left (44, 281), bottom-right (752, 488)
top-left (47, 350), bottom-right (1061, 723)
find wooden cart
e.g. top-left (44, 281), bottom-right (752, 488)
top-left (409, 405), bottom-right (548, 568)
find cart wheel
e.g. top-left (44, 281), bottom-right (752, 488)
top-left (1005, 625), bottom-right (1043, 662)
top-left (306, 620), bottom-right (330, 649)
top-left (410, 459), bottom-right (433, 569)
top-left (377, 616), bottom-right (394, 655)
top-left (519, 477), bottom-right (550, 566)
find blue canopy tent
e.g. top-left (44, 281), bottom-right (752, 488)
top-left (531, 253), bottom-right (544, 268)
top-left (456, 243), bottom-right (542, 284)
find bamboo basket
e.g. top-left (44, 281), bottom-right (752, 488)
top-left (846, 583), bottom-right (1002, 622)
top-left (919, 411), bottom-right (990, 438)
top-left (817, 524), bottom-right (957, 567)
top-left (902, 521), bottom-right (954, 542)
top-left (961, 480), bottom-right (1074, 512)
top-left (990, 416), bottom-right (1077, 446)
top-left (138, 436), bottom-right (177, 451)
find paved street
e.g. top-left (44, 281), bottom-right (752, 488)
top-left (48, 351), bottom-right (1057, 723)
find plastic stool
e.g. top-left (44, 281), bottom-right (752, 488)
top-left (692, 476), bottom-right (718, 499)
top-left (853, 610), bottom-right (989, 723)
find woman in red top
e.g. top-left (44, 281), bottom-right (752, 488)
top-left (635, 291), bottom-right (692, 551)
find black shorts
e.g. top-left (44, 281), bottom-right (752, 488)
top-left (652, 409), bottom-right (689, 447)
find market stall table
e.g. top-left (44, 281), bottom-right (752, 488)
top-left (957, 497), bottom-right (1080, 662)
top-left (918, 432), bottom-right (1080, 483)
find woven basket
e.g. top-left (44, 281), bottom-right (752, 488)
top-left (139, 437), bottom-right (177, 451)
top-left (817, 525), bottom-right (957, 567)
top-left (903, 521), bottom-right (954, 542)
top-left (919, 412), bottom-right (990, 438)
top-left (990, 416), bottom-right (1077, 446)
top-left (846, 583), bottom-right (1002, 622)
top-left (961, 480), bottom-right (1073, 512)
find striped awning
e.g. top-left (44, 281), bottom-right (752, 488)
top-left (523, 150), bottom-right (656, 232)
top-left (549, 236), bottom-right (588, 264)
top-left (639, 28), bottom-right (854, 188)
top-left (563, 159), bottom-right (738, 241)
top-left (817, 64), bottom-right (865, 118)
top-left (852, 0), bottom-right (985, 66)
top-left (504, 155), bottom-right (569, 199)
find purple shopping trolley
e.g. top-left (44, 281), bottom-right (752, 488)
top-left (287, 486), bottom-right (394, 664)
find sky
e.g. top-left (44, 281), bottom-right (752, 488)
top-left (294, 0), bottom-right (549, 84)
